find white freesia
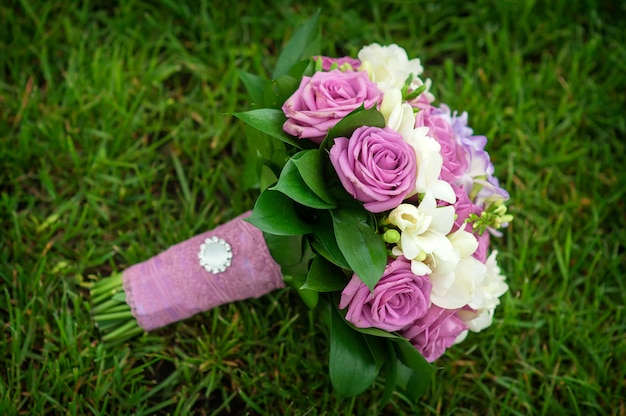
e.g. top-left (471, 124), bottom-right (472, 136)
top-left (430, 253), bottom-right (486, 310)
top-left (380, 88), bottom-right (416, 141)
top-left (448, 225), bottom-right (479, 258)
top-left (428, 224), bottom-right (486, 309)
top-left (358, 43), bottom-right (425, 93)
top-left (457, 250), bottom-right (509, 332)
top-left (387, 192), bottom-right (456, 275)
top-left (379, 87), bottom-right (402, 120)
top-left (404, 128), bottom-right (456, 203)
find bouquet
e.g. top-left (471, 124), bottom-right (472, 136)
top-left (90, 12), bottom-right (513, 400)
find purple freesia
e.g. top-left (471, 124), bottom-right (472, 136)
top-left (434, 104), bottom-right (488, 152)
top-left (329, 126), bottom-right (417, 213)
top-left (339, 257), bottom-right (432, 332)
top-left (401, 305), bottom-right (468, 363)
top-left (282, 70), bottom-right (382, 144)
top-left (433, 104), bottom-right (510, 206)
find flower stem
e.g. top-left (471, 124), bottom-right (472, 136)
top-left (91, 273), bottom-right (123, 297)
top-left (93, 310), bottom-right (135, 322)
top-left (102, 318), bottom-right (143, 343)
top-left (91, 273), bottom-right (143, 343)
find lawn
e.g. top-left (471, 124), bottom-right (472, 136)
top-left (1, 1), bottom-right (625, 415)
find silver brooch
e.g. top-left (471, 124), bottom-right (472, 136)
top-left (198, 237), bottom-right (233, 274)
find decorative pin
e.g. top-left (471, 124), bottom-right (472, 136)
top-left (198, 237), bottom-right (233, 274)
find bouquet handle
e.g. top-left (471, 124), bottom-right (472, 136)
top-left (122, 211), bottom-right (284, 331)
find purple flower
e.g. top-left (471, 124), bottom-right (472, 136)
top-left (314, 56), bottom-right (361, 71)
top-left (441, 185), bottom-right (490, 262)
top-left (432, 104), bottom-right (510, 206)
top-left (282, 70), bottom-right (382, 144)
top-left (339, 258), bottom-right (432, 332)
top-left (474, 231), bottom-right (490, 263)
top-left (449, 184), bottom-right (482, 232)
top-left (329, 126), bottom-right (417, 213)
top-left (434, 104), bottom-right (487, 152)
top-left (401, 305), bottom-right (468, 363)
top-left (414, 100), bottom-right (468, 183)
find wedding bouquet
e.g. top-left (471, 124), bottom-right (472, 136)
top-left (90, 13), bottom-right (512, 399)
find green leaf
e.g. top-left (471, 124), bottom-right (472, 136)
top-left (321, 105), bottom-right (386, 150)
top-left (329, 303), bottom-right (379, 397)
top-left (264, 234), bottom-right (305, 268)
top-left (288, 58), bottom-right (315, 79)
top-left (240, 123), bottom-right (286, 190)
top-left (379, 342), bottom-right (398, 405)
top-left (263, 75), bottom-right (299, 109)
top-left (331, 208), bottom-right (387, 291)
top-left (245, 124), bottom-right (287, 168)
top-left (232, 109), bottom-right (303, 149)
top-left (395, 360), bottom-right (431, 400)
top-left (271, 159), bottom-right (336, 209)
top-left (273, 10), bottom-right (320, 79)
top-left (301, 255), bottom-right (349, 292)
top-left (311, 212), bottom-right (350, 270)
top-left (298, 287), bottom-right (319, 309)
top-left (265, 234), bottom-right (315, 280)
top-left (283, 270), bottom-right (318, 309)
top-left (291, 149), bottom-right (336, 204)
top-left (259, 164), bottom-right (278, 192)
top-left (365, 335), bottom-right (387, 371)
top-left (247, 189), bottom-right (313, 236)
top-left (393, 339), bottom-right (433, 398)
top-left (353, 326), bottom-right (404, 339)
top-left (238, 71), bottom-right (268, 107)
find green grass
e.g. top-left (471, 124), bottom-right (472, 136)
top-left (2, 0), bottom-right (625, 414)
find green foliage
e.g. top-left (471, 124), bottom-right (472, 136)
top-left (1, 0), bottom-right (625, 414)
top-left (320, 105), bottom-right (387, 150)
top-left (301, 256), bottom-right (348, 292)
top-left (271, 155), bottom-right (336, 209)
top-left (240, 17), bottom-right (396, 398)
top-left (330, 207), bottom-right (387, 292)
top-left (272, 10), bottom-right (321, 79)
top-left (246, 189), bottom-right (313, 235)
top-left (232, 108), bottom-right (303, 149)
top-left (329, 303), bottom-right (380, 397)
top-left (290, 149), bottom-right (336, 205)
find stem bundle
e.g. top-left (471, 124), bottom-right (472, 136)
top-left (90, 273), bottom-right (143, 344)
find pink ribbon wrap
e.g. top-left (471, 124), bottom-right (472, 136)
top-left (122, 211), bottom-right (284, 331)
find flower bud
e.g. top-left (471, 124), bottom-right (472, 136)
top-left (383, 229), bottom-right (401, 244)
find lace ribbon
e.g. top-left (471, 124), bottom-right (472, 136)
top-left (122, 211), bottom-right (284, 331)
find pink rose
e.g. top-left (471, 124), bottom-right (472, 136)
top-left (339, 258), bottom-right (431, 332)
top-left (431, 114), bottom-right (468, 182)
top-left (314, 56), bottom-right (361, 71)
top-left (401, 305), bottom-right (468, 363)
top-left (329, 126), bottom-right (417, 213)
top-left (413, 98), bottom-right (468, 182)
top-left (282, 70), bottom-right (382, 144)
top-left (450, 185), bottom-right (482, 232)
top-left (449, 185), bottom-right (490, 262)
top-left (473, 231), bottom-right (490, 263)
